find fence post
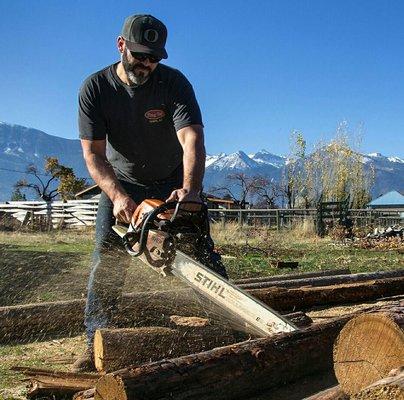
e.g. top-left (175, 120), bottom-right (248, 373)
top-left (276, 210), bottom-right (280, 231)
top-left (238, 210), bottom-right (243, 227)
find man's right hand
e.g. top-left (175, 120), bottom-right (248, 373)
top-left (112, 195), bottom-right (137, 224)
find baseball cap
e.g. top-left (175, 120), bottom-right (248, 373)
top-left (121, 14), bottom-right (168, 59)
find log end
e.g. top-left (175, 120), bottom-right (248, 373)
top-left (333, 312), bottom-right (404, 395)
top-left (95, 375), bottom-right (127, 400)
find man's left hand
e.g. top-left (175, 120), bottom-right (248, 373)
top-left (166, 188), bottom-right (202, 211)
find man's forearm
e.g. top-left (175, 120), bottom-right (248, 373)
top-left (84, 153), bottom-right (127, 202)
top-left (182, 137), bottom-right (206, 194)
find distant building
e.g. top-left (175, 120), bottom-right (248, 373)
top-left (368, 190), bottom-right (404, 210)
top-left (75, 184), bottom-right (101, 200)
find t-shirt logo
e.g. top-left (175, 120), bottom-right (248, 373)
top-left (145, 109), bottom-right (165, 123)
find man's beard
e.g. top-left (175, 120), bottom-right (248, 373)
top-left (122, 51), bottom-right (152, 85)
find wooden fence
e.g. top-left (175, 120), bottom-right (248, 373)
top-left (0, 200), bottom-right (98, 229)
top-left (0, 200), bottom-right (402, 229)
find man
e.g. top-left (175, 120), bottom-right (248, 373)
top-left (74, 14), bottom-right (227, 371)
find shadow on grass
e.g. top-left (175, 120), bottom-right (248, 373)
top-left (0, 244), bottom-right (83, 306)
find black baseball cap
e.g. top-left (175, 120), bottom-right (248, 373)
top-left (121, 14), bottom-right (168, 59)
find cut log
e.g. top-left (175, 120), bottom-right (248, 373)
top-left (2, 277), bottom-right (403, 343)
top-left (238, 269), bottom-right (404, 289)
top-left (94, 305), bottom-right (398, 400)
top-left (234, 268), bottom-right (351, 284)
top-left (333, 307), bottom-right (404, 395)
top-left (351, 367), bottom-right (404, 399)
top-left (303, 385), bottom-right (348, 400)
top-left (11, 366), bottom-right (100, 399)
top-left (93, 312), bottom-right (312, 373)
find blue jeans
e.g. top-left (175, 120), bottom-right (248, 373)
top-left (84, 179), bottom-right (180, 346)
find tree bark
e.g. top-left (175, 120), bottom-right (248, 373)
top-left (233, 268), bottom-right (351, 284)
top-left (351, 368), bottom-right (404, 399)
top-left (93, 312), bottom-right (312, 373)
top-left (333, 307), bottom-right (404, 395)
top-left (250, 277), bottom-right (404, 311)
top-left (303, 385), bottom-right (348, 400)
top-left (2, 277), bottom-right (403, 343)
top-left (238, 269), bottom-right (404, 290)
top-left (94, 306), bottom-right (396, 400)
top-left (11, 366), bottom-right (100, 399)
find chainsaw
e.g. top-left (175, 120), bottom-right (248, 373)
top-left (112, 199), bottom-right (297, 337)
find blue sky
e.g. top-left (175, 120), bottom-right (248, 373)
top-left (0, 0), bottom-right (403, 156)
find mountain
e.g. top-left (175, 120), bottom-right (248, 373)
top-left (0, 123), bottom-right (89, 200)
top-left (0, 122), bottom-right (402, 201)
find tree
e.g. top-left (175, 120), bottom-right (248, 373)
top-left (10, 187), bottom-right (26, 201)
top-left (251, 177), bottom-right (281, 208)
top-left (15, 157), bottom-right (87, 201)
top-left (287, 122), bottom-right (375, 209)
top-left (280, 131), bottom-right (306, 208)
top-left (211, 173), bottom-right (262, 208)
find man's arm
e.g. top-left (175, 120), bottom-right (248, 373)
top-left (81, 139), bottom-right (137, 223)
top-left (166, 124), bottom-right (205, 204)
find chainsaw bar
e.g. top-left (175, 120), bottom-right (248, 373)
top-left (171, 250), bottom-right (297, 336)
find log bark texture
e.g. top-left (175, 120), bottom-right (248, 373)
top-left (93, 314), bottom-right (363, 400)
top-left (239, 269), bottom-right (404, 289)
top-left (93, 312), bottom-right (311, 373)
top-left (250, 277), bottom-right (404, 311)
top-left (2, 277), bottom-right (403, 343)
top-left (11, 366), bottom-right (100, 399)
top-left (333, 307), bottom-right (404, 395)
top-left (303, 385), bottom-right (348, 400)
top-left (351, 367), bottom-right (404, 399)
top-left (234, 268), bottom-right (351, 284)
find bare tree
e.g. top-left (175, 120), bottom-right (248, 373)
top-left (211, 173), bottom-right (263, 209)
top-left (251, 177), bottom-right (281, 208)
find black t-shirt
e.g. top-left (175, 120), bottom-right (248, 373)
top-left (78, 63), bottom-right (203, 184)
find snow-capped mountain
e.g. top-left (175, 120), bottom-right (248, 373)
top-left (0, 123), bottom-right (88, 200)
top-left (0, 122), bottom-right (402, 201)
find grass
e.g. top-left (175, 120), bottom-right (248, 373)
top-left (211, 222), bottom-right (404, 278)
top-left (0, 224), bottom-right (403, 397)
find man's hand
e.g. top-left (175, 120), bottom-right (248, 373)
top-left (166, 188), bottom-right (202, 211)
top-left (113, 194), bottom-right (137, 224)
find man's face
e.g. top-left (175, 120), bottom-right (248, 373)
top-left (121, 47), bottom-right (159, 85)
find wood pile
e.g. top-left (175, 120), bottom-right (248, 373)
top-left (10, 268), bottom-right (404, 400)
top-left (2, 269), bottom-right (403, 343)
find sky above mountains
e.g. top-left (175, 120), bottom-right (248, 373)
top-left (0, 0), bottom-right (403, 157)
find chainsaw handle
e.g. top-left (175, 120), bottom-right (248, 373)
top-left (124, 201), bottom-right (207, 258)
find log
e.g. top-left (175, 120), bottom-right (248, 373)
top-left (303, 385), bottom-right (348, 400)
top-left (351, 367), bottom-right (404, 399)
top-left (333, 307), bottom-right (404, 395)
top-left (94, 306), bottom-right (396, 400)
top-left (93, 312), bottom-right (312, 373)
top-left (11, 366), bottom-right (100, 399)
top-left (73, 388), bottom-right (96, 400)
top-left (234, 268), bottom-right (351, 284)
top-left (250, 277), bottom-right (404, 311)
top-left (2, 277), bottom-right (403, 343)
top-left (238, 269), bottom-right (404, 289)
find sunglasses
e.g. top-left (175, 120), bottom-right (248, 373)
top-left (129, 52), bottom-right (161, 64)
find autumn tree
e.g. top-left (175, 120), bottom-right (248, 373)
top-left (280, 131), bottom-right (306, 208)
top-left (289, 122), bottom-right (374, 209)
top-left (15, 157), bottom-right (87, 201)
